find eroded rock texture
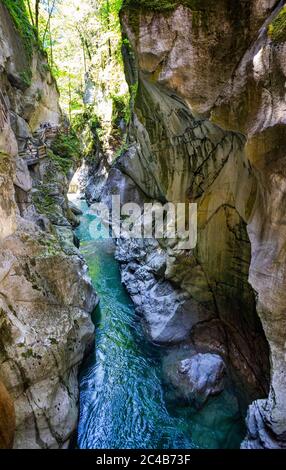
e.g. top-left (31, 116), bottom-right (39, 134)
top-left (0, 4), bottom-right (97, 448)
top-left (102, 0), bottom-right (286, 448)
top-left (0, 380), bottom-right (15, 448)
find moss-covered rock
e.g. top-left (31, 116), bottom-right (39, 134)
top-left (47, 149), bottom-right (73, 176)
top-left (268, 5), bottom-right (286, 43)
top-left (122, 0), bottom-right (206, 12)
top-left (2, 0), bottom-right (35, 59)
top-left (50, 131), bottom-right (81, 165)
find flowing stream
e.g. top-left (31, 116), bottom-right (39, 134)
top-left (73, 198), bottom-right (245, 449)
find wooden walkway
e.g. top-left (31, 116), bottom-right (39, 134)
top-left (18, 125), bottom-right (59, 166)
top-left (0, 98), bottom-right (60, 166)
top-left (33, 125), bottom-right (59, 143)
top-left (19, 145), bottom-right (47, 166)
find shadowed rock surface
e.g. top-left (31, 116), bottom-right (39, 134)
top-left (0, 380), bottom-right (15, 448)
top-left (98, 0), bottom-right (286, 448)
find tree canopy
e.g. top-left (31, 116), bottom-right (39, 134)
top-left (9, 0), bottom-right (129, 159)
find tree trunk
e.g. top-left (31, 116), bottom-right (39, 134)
top-left (106, 0), bottom-right (112, 59)
top-left (68, 74), bottom-right (72, 123)
top-left (26, 0), bottom-right (35, 28)
top-left (35, 0), bottom-right (40, 39)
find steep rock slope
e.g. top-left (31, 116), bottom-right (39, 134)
top-left (102, 0), bottom-right (286, 448)
top-left (0, 3), bottom-right (97, 448)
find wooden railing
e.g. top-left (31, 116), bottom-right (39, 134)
top-left (34, 124), bottom-right (60, 143)
top-left (18, 125), bottom-right (60, 166)
top-left (19, 144), bottom-right (47, 165)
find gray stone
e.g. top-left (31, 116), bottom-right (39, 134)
top-left (10, 113), bottom-right (31, 151)
top-left (13, 158), bottom-right (32, 192)
top-left (165, 353), bottom-right (226, 408)
top-left (68, 200), bottom-right (83, 216)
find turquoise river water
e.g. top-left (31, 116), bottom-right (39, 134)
top-left (73, 199), bottom-right (245, 449)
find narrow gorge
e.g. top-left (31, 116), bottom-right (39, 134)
top-left (0, 0), bottom-right (286, 452)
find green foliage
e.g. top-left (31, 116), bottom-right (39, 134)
top-left (47, 149), bottom-right (74, 175)
top-left (100, 0), bottom-right (123, 22)
top-left (2, 0), bottom-right (35, 59)
top-left (38, 61), bottom-right (53, 80)
top-left (130, 82), bottom-right (138, 96)
top-left (45, 131), bottom-right (82, 176)
top-left (73, 106), bottom-right (102, 137)
top-left (268, 6), bottom-right (286, 43)
top-left (89, 115), bottom-right (102, 133)
top-left (50, 131), bottom-right (81, 163)
top-left (49, 1), bottom-right (128, 128)
top-left (73, 108), bottom-right (100, 134)
top-left (111, 93), bottom-right (129, 126)
top-left (113, 139), bottom-right (128, 160)
top-left (122, 0), bottom-right (202, 12)
top-left (72, 107), bottom-right (103, 162)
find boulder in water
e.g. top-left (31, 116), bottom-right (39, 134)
top-left (167, 353), bottom-right (226, 408)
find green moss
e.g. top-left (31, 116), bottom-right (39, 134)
top-left (122, 1), bottom-right (207, 38)
top-left (73, 107), bottom-right (100, 134)
top-left (268, 5), bottom-right (286, 43)
top-left (32, 132), bottom-right (82, 228)
top-left (114, 140), bottom-right (129, 160)
top-left (73, 108), bottom-right (104, 162)
top-left (47, 131), bottom-right (82, 176)
top-left (2, 0), bottom-right (35, 60)
top-left (19, 70), bottom-right (32, 88)
top-left (21, 349), bottom-right (33, 359)
top-left (49, 337), bottom-right (58, 345)
top-left (37, 234), bottom-right (62, 258)
top-left (32, 183), bottom-right (58, 217)
top-left (21, 348), bottom-right (42, 360)
top-left (111, 94), bottom-right (128, 125)
top-left (50, 131), bottom-right (81, 164)
top-left (41, 62), bottom-right (51, 72)
top-left (47, 149), bottom-right (73, 176)
top-left (122, 0), bottom-right (203, 12)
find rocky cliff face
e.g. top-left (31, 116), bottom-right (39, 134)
top-left (102, 0), bottom-right (286, 448)
top-left (0, 3), bottom-right (97, 448)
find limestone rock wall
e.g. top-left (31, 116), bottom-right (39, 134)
top-left (0, 4), bottom-right (97, 448)
top-left (108, 0), bottom-right (286, 448)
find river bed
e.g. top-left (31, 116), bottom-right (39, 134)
top-left (72, 198), bottom-right (245, 449)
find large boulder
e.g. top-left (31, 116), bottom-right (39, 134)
top-left (164, 352), bottom-right (226, 408)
